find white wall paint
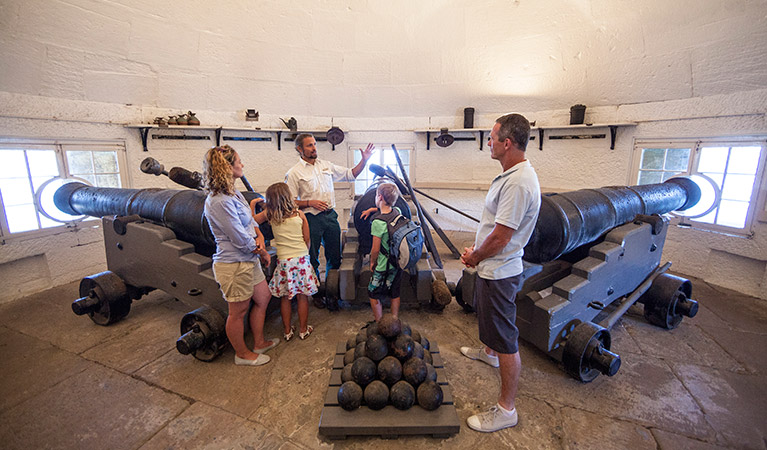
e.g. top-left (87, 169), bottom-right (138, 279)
top-left (1, 0), bottom-right (765, 117)
top-left (0, 0), bottom-right (765, 302)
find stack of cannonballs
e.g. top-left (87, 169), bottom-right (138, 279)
top-left (338, 313), bottom-right (443, 411)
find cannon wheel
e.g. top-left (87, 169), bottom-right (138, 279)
top-left (640, 273), bottom-right (697, 329)
top-left (454, 278), bottom-right (474, 313)
top-left (77, 271), bottom-right (132, 326)
top-left (562, 321), bottom-right (619, 383)
top-left (454, 278), bottom-right (470, 312)
top-left (178, 307), bottom-right (227, 362)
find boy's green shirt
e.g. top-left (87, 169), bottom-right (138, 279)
top-left (370, 207), bottom-right (401, 272)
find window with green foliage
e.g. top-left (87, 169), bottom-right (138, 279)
top-left (0, 141), bottom-right (127, 238)
top-left (632, 139), bottom-right (767, 235)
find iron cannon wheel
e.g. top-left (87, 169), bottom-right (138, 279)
top-left (179, 307), bottom-right (227, 362)
top-left (454, 278), bottom-right (474, 313)
top-left (77, 271), bottom-right (132, 326)
top-left (562, 321), bottom-right (621, 383)
top-left (640, 273), bottom-right (697, 329)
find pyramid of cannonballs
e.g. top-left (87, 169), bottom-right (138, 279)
top-left (337, 313), bottom-right (443, 411)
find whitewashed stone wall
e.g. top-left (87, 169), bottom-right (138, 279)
top-left (1, 89), bottom-right (764, 302)
top-left (0, 0), bottom-right (765, 302)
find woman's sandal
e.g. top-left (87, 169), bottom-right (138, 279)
top-left (299, 325), bottom-right (314, 340)
top-left (284, 326), bottom-right (295, 341)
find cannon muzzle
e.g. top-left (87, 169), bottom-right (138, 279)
top-left (523, 178), bottom-right (700, 264)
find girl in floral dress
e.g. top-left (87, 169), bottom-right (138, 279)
top-left (255, 182), bottom-right (319, 341)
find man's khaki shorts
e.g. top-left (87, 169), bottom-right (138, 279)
top-left (212, 260), bottom-right (266, 302)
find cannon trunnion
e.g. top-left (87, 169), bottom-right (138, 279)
top-left (455, 179), bottom-right (701, 382)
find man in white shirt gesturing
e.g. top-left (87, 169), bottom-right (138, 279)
top-left (285, 134), bottom-right (374, 309)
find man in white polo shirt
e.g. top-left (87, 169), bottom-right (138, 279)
top-left (459, 113), bottom-right (541, 432)
top-left (285, 134), bottom-right (373, 309)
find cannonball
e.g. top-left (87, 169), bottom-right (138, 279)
top-left (391, 334), bottom-right (415, 362)
top-left (363, 380), bottom-right (389, 410)
top-left (377, 356), bottom-right (403, 386)
top-left (423, 349), bottom-right (433, 365)
top-left (341, 363), bottom-right (354, 383)
top-left (338, 381), bottom-right (363, 411)
top-left (412, 341), bottom-right (425, 360)
top-left (351, 356), bottom-right (377, 387)
top-left (416, 380), bottom-right (443, 411)
top-left (378, 314), bottom-right (402, 339)
top-left (365, 334), bottom-right (389, 362)
top-left (421, 336), bottom-right (430, 350)
top-left (402, 357), bottom-right (428, 387)
top-left (400, 322), bottom-right (411, 336)
top-left (390, 380), bottom-right (415, 410)
top-left (411, 329), bottom-right (422, 344)
top-left (365, 321), bottom-right (380, 337)
top-left (354, 341), bottom-right (367, 360)
top-left (346, 335), bottom-right (357, 350)
top-left (343, 348), bottom-right (355, 365)
top-left (425, 363), bottom-right (437, 382)
top-left (355, 330), bottom-right (367, 345)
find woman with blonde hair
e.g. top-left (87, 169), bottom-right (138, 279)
top-left (203, 145), bottom-right (278, 366)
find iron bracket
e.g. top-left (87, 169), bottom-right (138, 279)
top-left (215, 127), bottom-right (223, 147)
top-left (139, 127), bottom-right (150, 152)
top-left (609, 125), bottom-right (618, 150)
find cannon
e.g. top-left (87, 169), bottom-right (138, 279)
top-left (322, 147), bottom-right (453, 311)
top-left (455, 178), bottom-right (702, 382)
top-left (322, 179), bottom-right (452, 311)
top-left (54, 182), bottom-right (271, 362)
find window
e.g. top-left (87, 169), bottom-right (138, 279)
top-left (0, 140), bottom-right (127, 238)
top-left (632, 139), bottom-right (767, 235)
top-left (351, 144), bottom-right (412, 194)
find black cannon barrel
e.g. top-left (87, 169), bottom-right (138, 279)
top-left (352, 181), bottom-right (413, 255)
top-left (523, 177), bottom-right (700, 264)
top-left (54, 182), bottom-right (266, 255)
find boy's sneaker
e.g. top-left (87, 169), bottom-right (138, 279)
top-left (467, 404), bottom-right (518, 432)
top-left (460, 346), bottom-right (500, 368)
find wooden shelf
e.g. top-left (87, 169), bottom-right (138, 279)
top-left (126, 122), bottom-right (638, 152)
top-left (414, 122), bottom-right (637, 150)
top-left (125, 124), bottom-right (311, 151)
top-left (535, 122), bottom-right (636, 150)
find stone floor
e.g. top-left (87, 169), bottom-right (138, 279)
top-left (0, 243), bottom-right (765, 449)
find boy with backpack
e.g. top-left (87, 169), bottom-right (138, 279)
top-left (361, 182), bottom-right (405, 321)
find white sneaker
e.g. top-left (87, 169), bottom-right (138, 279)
top-left (460, 346), bottom-right (500, 368)
top-left (234, 354), bottom-right (270, 366)
top-left (467, 404), bottom-right (518, 432)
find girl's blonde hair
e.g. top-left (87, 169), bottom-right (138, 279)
top-left (203, 145), bottom-right (237, 196)
top-left (265, 182), bottom-right (298, 224)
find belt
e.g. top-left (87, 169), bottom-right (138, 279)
top-left (309, 208), bottom-right (335, 216)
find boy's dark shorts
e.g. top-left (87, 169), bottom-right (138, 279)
top-left (475, 273), bottom-right (523, 354)
top-left (368, 268), bottom-right (402, 301)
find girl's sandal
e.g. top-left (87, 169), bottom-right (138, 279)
top-left (299, 325), bottom-right (314, 340)
top-left (284, 326), bottom-right (295, 341)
